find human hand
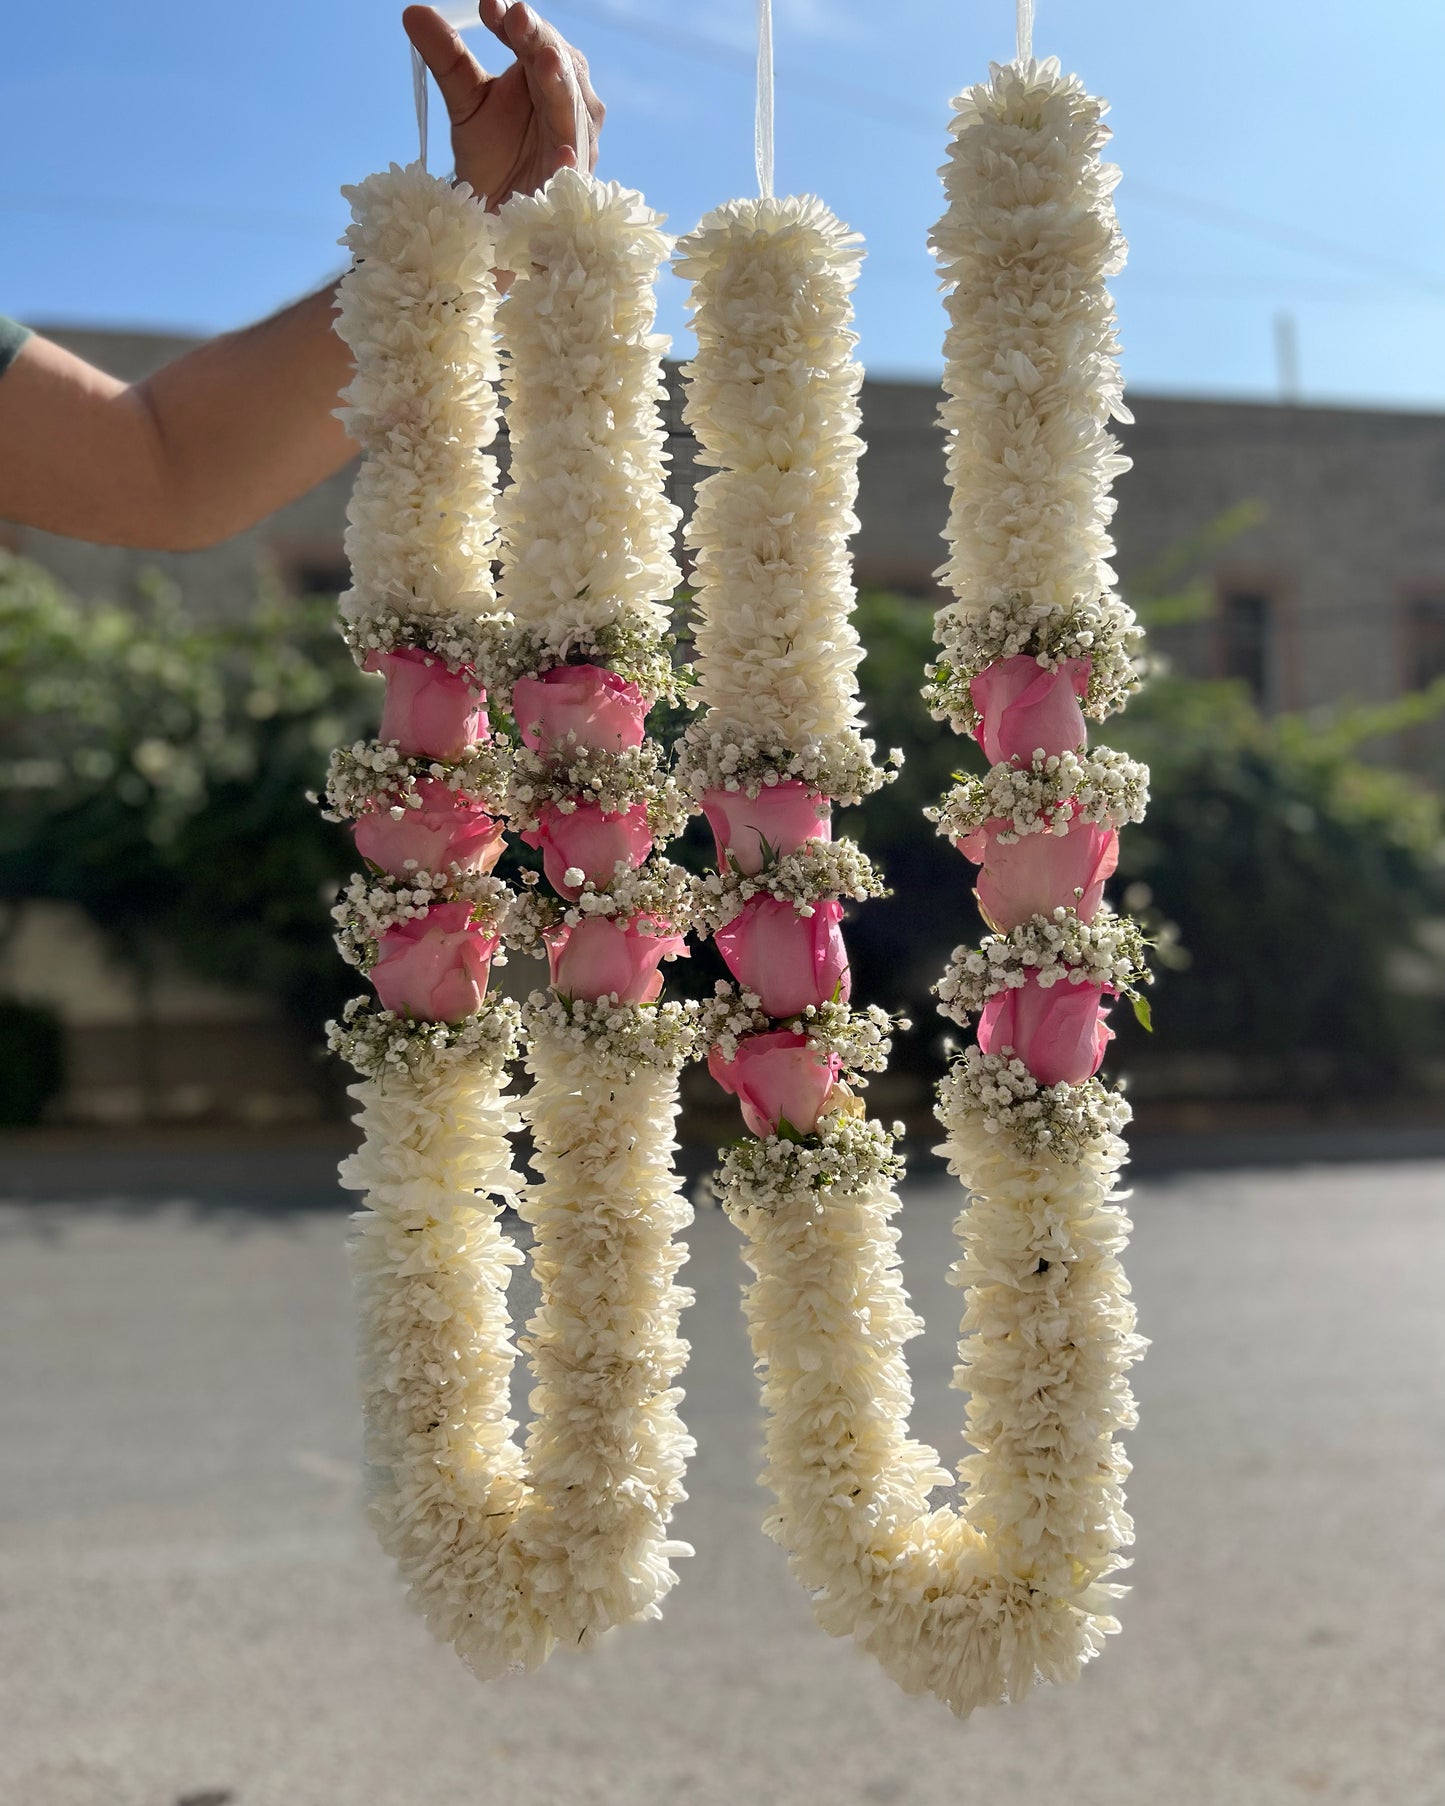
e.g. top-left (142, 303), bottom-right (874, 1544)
top-left (402, 1), bottom-right (603, 210)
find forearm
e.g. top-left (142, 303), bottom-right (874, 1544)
top-left (0, 284), bottom-right (356, 552)
top-left (136, 283), bottom-right (356, 548)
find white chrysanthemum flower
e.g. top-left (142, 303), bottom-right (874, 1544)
top-left (495, 168), bottom-right (681, 659)
top-left (334, 163), bottom-right (503, 641)
top-left (677, 196), bottom-right (874, 752)
top-left (930, 59), bottom-right (1130, 619)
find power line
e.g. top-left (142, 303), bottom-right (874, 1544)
top-left (548, 0), bottom-right (1445, 301)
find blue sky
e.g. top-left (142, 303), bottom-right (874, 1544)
top-left (5, 0), bottom-right (1445, 406)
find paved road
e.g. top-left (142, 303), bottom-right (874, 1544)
top-left (2, 1160), bottom-right (1443, 1806)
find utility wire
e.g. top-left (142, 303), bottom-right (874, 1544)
top-left (547, 0), bottom-right (1445, 300)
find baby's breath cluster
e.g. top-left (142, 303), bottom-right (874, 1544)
top-left (504, 858), bottom-right (694, 954)
top-left (695, 984), bottom-right (902, 1077)
top-left (505, 741), bottom-right (688, 838)
top-left (692, 839), bottom-right (888, 934)
top-left (494, 621), bottom-right (685, 706)
top-left (339, 607), bottom-right (517, 684)
top-left (520, 991), bottom-right (700, 1079)
top-left (935, 906), bottom-right (1152, 1025)
top-left (326, 991), bottom-right (520, 1081)
top-left (938, 1044), bottom-right (1132, 1160)
top-left (332, 869), bottom-right (510, 970)
top-left (715, 1112), bottom-right (906, 1217)
top-left (923, 593), bottom-right (1143, 735)
top-left (930, 746), bottom-right (1148, 844)
top-left (674, 722), bottom-right (899, 810)
top-left (322, 738), bottom-right (512, 822)
top-left (794, 999), bottom-right (905, 1074)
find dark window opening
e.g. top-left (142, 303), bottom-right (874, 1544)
top-left (1219, 590), bottom-right (1271, 703)
top-left (1405, 596), bottom-right (1445, 690)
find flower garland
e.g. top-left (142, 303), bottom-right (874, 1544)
top-left (675, 192), bottom-right (898, 1143)
top-left (490, 165), bottom-right (698, 1634)
top-left (679, 55), bottom-right (1149, 1720)
top-left (328, 162), bottom-right (695, 1677)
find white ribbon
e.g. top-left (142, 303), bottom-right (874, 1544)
top-left (411, 9), bottom-right (591, 178)
top-left (1016, 0), bottom-right (1035, 63)
top-left (756, 0), bottom-right (774, 199)
top-left (412, 44), bottom-right (429, 167)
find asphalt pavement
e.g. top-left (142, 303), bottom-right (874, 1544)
top-left (2, 1155), bottom-right (1443, 1806)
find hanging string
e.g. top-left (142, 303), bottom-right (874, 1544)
top-left (1016, 0), bottom-right (1034, 63)
top-left (755, 0), bottom-right (774, 199)
top-left (412, 44), bottom-right (429, 168)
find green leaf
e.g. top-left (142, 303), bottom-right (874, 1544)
top-left (774, 1115), bottom-right (806, 1144)
top-left (1131, 993), bottom-right (1154, 1033)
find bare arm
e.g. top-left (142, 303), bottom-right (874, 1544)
top-left (0, 1), bottom-right (602, 553)
top-left (0, 288), bottom-right (353, 551)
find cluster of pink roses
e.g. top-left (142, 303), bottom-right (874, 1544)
top-left (964, 653), bottom-right (1117, 1086)
top-left (703, 783), bottom-right (849, 1139)
top-left (358, 648), bottom-right (506, 1023)
top-left (515, 663), bottom-right (684, 1005)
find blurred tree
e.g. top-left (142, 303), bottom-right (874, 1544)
top-left (0, 552), bottom-right (372, 1060)
top-left (1112, 671), bottom-right (1445, 1094)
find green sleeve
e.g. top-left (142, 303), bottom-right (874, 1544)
top-left (0, 317), bottom-right (33, 377)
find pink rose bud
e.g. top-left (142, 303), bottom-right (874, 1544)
top-left (370, 901), bottom-right (497, 1024)
top-left (544, 913), bottom-right (686, 1004)
top-left (714, 896), bottom-right (851, 1020)
top-left (970, 654), bottom-right (1090, 766)
top-left (364, 648), bottom-right (487, 761)
top-left (512, 663), bottom-right (648, 755)
top-left (707, 1029), bottom-right (841, 1139)
top-left (520, 802), bottom-right (654, 900)
top-left (977, 971), bottom-right (1114, 1087)
top-left (960, 817), bottom-right (1119, 932)
top-left (700, 782), bottom-right (832, 876)
top-left (354, 780), bottom-right (506, 880)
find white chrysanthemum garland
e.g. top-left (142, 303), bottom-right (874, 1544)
top-left (490, 166), bottom-right (699, 1634)
top-left (330, 163), bottom-right (701, 1678)
top-left (679, 58), bottom-right (1152, 1721)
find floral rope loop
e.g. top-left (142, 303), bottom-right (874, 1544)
top-left (327, 163), bottom-right (698, 1680)
top-left (679, 55), bottom-right (1149, 1722)
top-left (321, 738), bottom-right (513, 822)
top-left (490, 164), bottom-right (698, 1625)
top-left (929, 746), bottom-right (1149, 844)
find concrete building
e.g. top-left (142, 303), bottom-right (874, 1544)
top-left (14, 327), bottom-right (1445, 717)
top-left (8, 325), bottom-right (1445, 1122)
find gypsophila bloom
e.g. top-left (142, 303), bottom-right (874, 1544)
top-left (938, 1043), bottom-right (1132, 1160)
top-left (674, 722), bottom-right (894, 809)
top-left (696, 984), bottom-right (902, 1076)
top-left (505, 857), bottom-right (695, 950)
top-left (323, 738), bottom-right (512, 821)
top-left (506, 741), bottom-right (688, 838)
top-left (924, 593), bottom-right (1144, 733)
top-left (332, 868), bottom-right (511, 969)
top-left (521, 992), bottom-right (700, 1079)
top-left (930, 747), bottom-right (1149, 843)
top-left (494, 622), bottom-right (685, 708)
top-left (935, 906), bottom-right (1152, 1024)
top-left (339, 608), bottom-right (518, 683)
top-left (327, 991), bottom-right (520, 1080)
top-left (715, 1111), bottom-right (905, 1215)
top-left (692, 838), bottom-right (888, 934)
